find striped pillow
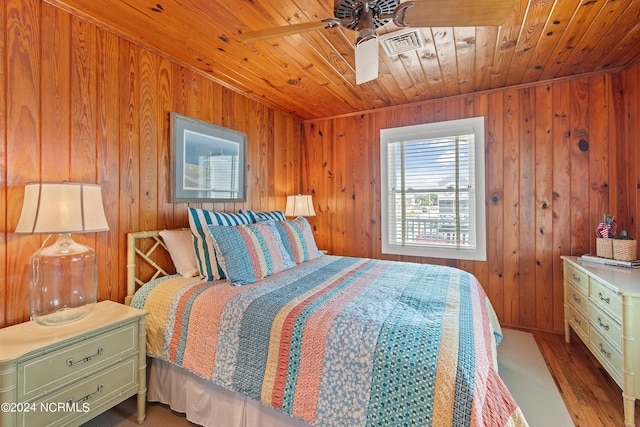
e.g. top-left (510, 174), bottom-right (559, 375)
top-left (187, 207), bottom-right (252, 280)
top-left (240, 209), bottom-right (287, 222)
top-left (276, 216), bottom-right (323, 264)
top-left (206, 220), bottom-right (295, 286)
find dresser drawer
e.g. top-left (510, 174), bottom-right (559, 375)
top-left (566, 283), bottom-right (589, 315)
top-left (589, 276), bottom-right (622, 322)
top-left (589, 303), bottom-right (622, 351)
top-left (564, 262), bottom-right (588, 293)
top-left (18, 322), bottom-right (138, 401)
top-left (566, 303), bottom-right (589, 341)
top-left (589, 327), bottom-right (623, 387)
top-left (18, 356), bottom-right (138, 427)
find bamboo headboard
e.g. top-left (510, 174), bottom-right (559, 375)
top-left (125, 229), bottom-right (186, 305)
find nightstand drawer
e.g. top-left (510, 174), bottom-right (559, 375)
top-left (589, 303), bottom-right (621, 351)
top-left (18, 356), bottom-right (138, 427)
top-left (18, 322), bottom-right (138, 401)
top-left (564, 263), bottom-right (588, 292)
top-left (589, 276), bottom-right (622, 322)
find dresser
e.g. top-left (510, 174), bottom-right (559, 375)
top-left (562, 256), bottom-right (640, 427)
top-left (0, 300), bottom-right (148, 427)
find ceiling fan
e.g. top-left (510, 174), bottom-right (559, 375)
top-left (238, 0), bottom-right (516, 84)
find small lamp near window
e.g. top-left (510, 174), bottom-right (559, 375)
top-left (15, 182), bottom-right (109, 326)
top-left (285, 194), bottom-right (316, 217)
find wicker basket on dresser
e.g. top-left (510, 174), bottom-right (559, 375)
top-left (562, 256), bottom-right (640, 427)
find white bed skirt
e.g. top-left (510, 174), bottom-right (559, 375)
top-left (147, 358), bottom-right (311, 427)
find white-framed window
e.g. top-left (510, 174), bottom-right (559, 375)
top-left (380, 117), bottom-right (486, 261)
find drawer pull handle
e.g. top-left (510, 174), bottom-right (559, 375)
top-left (572, 274), bottom-right (581, 283)
top-left (597, 317), bottom-right (610, 331)
top-left (573, 315), bottom-right (581, 325)
top-left (598, 293), bottom-right (610, 304)
top-left (67, 383), bottom-right (104, 404)
top-left (598, 343), bottom-right (611, 359)
top-left (66, 346), bottom-right (104, 368)
top-left (572, 294), bottom-right (581, 304)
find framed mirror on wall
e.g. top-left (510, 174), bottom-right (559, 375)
top-left (170, 112), bottom-right (247, 203)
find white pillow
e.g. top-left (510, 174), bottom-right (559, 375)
top-left (159, 229), bottom-right (200, 278)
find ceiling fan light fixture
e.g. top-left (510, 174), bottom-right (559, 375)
top-left (240, 0), bottom-right (517, 85)
top-left (355, 31), bottom-right (379, 84)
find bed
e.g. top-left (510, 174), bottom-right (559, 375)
top-left (126, 208), bottom-right (528, 427)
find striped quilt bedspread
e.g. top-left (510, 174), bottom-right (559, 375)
top-left (132, 255), bottom-right (528, 427)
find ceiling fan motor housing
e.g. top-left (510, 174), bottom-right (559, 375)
top-left (335, 0), bottom-right (399, 30)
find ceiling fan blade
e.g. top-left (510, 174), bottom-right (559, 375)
top-left (355, 36), bottom-right (379, 85)
top-left (239, 21), bottom-right (332, 43)
top-left (401, 0), bottom-right (516, 27)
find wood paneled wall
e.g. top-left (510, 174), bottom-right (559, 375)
top-left (0, 0), bottom-right (302, 326)
top-left (302, 70), bottom-right (638, 333)
top-left (1, 0), bottom-right (639, 333)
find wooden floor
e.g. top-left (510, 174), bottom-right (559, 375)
top-left (532, 329), bottom-right (639, 426)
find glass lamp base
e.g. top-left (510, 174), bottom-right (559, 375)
top-left (33, 302), bottom-right (96, 326)
top-left (30, 234), bottom-right (98, 326)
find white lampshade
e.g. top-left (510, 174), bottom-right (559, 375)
top-left (285, 194), bottom-right (316, 217)
top-left (15, 182), bottom-right (109, 234)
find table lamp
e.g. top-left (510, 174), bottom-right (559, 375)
top-left (15, 182), bottom-right (109, 326)
top-left (285, 194), bottom-right (316, 217)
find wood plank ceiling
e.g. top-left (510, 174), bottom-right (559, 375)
top-left (46, 0), bottom-right (640, 120)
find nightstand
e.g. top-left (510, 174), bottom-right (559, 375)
top-left (0, 300), bottom-right (148, 427)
